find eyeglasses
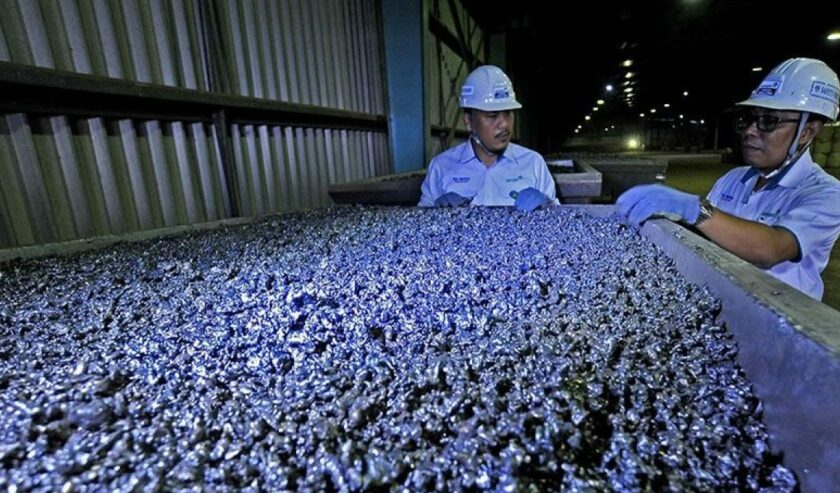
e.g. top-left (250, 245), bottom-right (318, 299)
top-left (735, 113), bottom-right (799, 133)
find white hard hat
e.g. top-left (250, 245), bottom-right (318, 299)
top-left (736, 58), bottom-right (839, 121)
top-left (459, 65), bottom-right (522, 112)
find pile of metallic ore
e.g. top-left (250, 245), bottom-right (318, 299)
top-left (0, 206), bottom-right (796, 492)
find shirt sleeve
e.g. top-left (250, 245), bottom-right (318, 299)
top-left (534, 155), bottom-right (560, 205)
top-left (418, 159), bottom-right (441, 207)
top-left (774, 184), bottom-right (840, 263)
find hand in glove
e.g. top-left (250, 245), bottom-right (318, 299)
top-left (434, 191), bottom-right (471, 207)
top-left (514, 187), bottom-right (550, 212)
top-left (615, 184), bottom-right (701, 228)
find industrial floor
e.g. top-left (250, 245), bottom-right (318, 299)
top-left (660, 153), bottom-right (840, 311)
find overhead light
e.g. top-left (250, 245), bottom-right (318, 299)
top-left (577, 124), bottom-right (582, 129)
top-left (621, 59), bottom-right (634, 67)
top-left (663, 103), bottom-right (670, 108)
top-left (625, 72), bottom-right (634, 79)
top-left (611, 125), bottom-right (615, 129)
top-left (593, 107), bottom-right (599, 111)
top-left (650, 108), bottom-right (657, 113)
top-left (606, 84), bottom-right (614, 92)
top-left (604, 127), bottom-right (609, 132)
top-left (639, 113), bottom-right (645, 117)
top-left (679, 114), bottom-right (684, 119)
top-left (683, 91), bottom-right (689, 96)
top-left (597, 99), bottom-right (605, 105)
top-left (574, 129), bottom-right (580, 134)
top-left (585, 115), bottom-right (591, 121)
top-left (700, 119), bottom-right (705, 124)
top-left (752, 67), bottom-right (763, 72)
top-left (624, 87), bottom-right (633, 93)
top-left (828, 32), bottom-right (840, 41)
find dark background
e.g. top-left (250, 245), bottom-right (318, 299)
top-left (463, 0), bottom-right (840, 152)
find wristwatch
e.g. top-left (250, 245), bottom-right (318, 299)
top-left (695, 198), bottom-right (714, 226)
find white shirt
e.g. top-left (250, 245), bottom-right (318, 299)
top-left (707, 150), bottom-right (840, 300)
top-left (418, 140), bottom-right (558, 207)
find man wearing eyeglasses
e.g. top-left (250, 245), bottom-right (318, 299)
top-left (616, 58), bottom-right (840, 300)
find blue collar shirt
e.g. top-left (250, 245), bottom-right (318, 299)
top-left (706, 150), bottom-right (840, 300)
top-left (418, 140), bottom-right (558, 207)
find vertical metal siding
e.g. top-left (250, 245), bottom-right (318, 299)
top-left (0, 0), bottom-right (390, 247)
top-left (265, 1), bottom-right (289, 102)
top-left (56, 0), bottom-right (93, 73)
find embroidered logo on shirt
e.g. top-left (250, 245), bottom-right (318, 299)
top-left (757, 209), bottom-right (780, 223)
top-left (452, 177), bottom-right (470, 183)
top-left (720, 193), bottom-right (734, 202)
top-left (505, 175), bottom-right (524, 183)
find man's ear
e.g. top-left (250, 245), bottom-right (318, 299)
top-left (463, 112), bottom-right (472, 133)
top-left (800, 120), bottom-right (823, 144)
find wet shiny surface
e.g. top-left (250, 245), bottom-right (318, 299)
top-left (0, 207), bottom-right (794, 491)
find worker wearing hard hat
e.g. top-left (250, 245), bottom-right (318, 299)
top-left (418, 65), bottom-right (558, 212)
top-left (617, 58), bottom-right (840, 300)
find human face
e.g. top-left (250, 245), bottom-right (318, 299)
top-left (738, 109), bottom-right (801, 170)
top-left (465, 109), bottom-right (514, 154)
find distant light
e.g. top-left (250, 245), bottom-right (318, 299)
top-left (639, 113), bottom-right (645, 117)
top-left (625, 72), bottom-right (634, 79)
top-left (574, 129), bottom-right (580, 134)
top-left (700, 119), bottom-right (705, 124)
top-left (606, 84), bottom-right (614, 92)
top-left (650, 108), bottom-right (657, 114)
top-left (751, 67), bottom-right (763, 72)
top-left (683, 91), bottom-right (689, 96)
top-left (593, 107), bottom-right (599, 111)
top-left (597, 99), bottom-right (605, 105)
top-left (577, 124), bottom-right (582, 129)
top-left (828, 32), bottom-right (840, 41)
top-left (627, 138), bottom-right (639, 150)
top-left (624, 87), bottom-right (633, 93)
top-left (679, 114), bottom-right (684, 119)
top-left (621, 59), bottom-right (634, 67)
top-left (604, 127), bottom-right (609, 132)
top-left (611, 125), bottom-right (615, 129)
top-left (585, 115), bottom-right (591, 121)
top-left (663, 103), bottom-right (670, 108)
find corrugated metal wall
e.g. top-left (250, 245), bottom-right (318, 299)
top-left (0, 0), bottom-right (389, 248)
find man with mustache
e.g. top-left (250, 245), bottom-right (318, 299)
top-left (418, 65), bottom-right (557, 212)
top-left (616, 58), bottom-right (840, 300)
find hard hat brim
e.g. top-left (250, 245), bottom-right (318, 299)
top-left (461, 101), bottom-right (523, 112)
top-left (736, 98), bottom-right (837, 120)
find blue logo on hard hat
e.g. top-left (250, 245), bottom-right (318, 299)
top-left (756, 78), bottom-right (782, 96)
top-left (811, 81), bottom-right (839, 103)
top-left (461, 86), bottom-right (475, 97)
top-left (494, 89), bottom-right (510, 100)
